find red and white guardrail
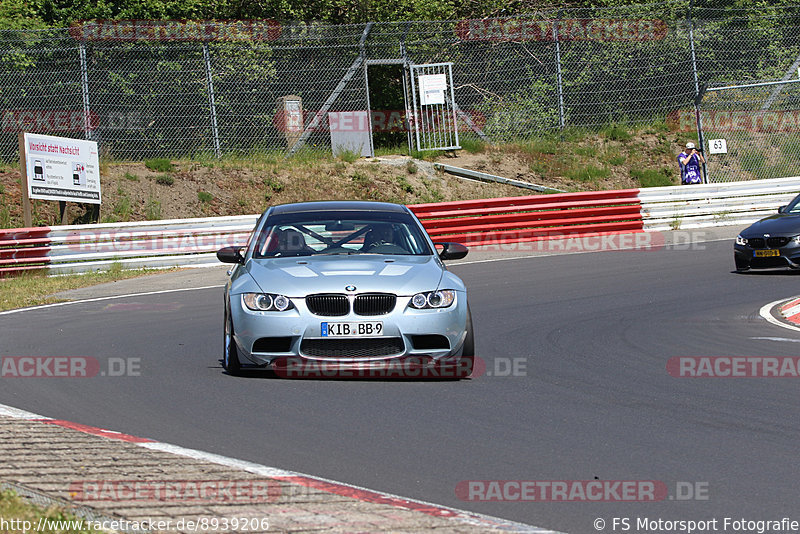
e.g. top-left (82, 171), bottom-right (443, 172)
top-left (2, 176), bottom-right (799, 277)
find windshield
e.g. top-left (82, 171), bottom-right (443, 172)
top-left (252, 211), bottom-right (433, 258)
top-left (784, 194), bottom-right (800, 214)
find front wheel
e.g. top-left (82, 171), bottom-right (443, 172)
top-left (457, 306), bottom-right (475, 378)
top-left (223, 308), bottom-right (242, 375)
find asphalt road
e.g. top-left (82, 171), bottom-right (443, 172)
top-left (1, 239), bottom-right (799, 533)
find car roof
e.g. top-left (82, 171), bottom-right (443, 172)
top-left (269, 201), bottom-right (409, 215)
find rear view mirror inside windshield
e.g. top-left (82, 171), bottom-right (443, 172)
top-left (325, 220), bottom-right (356, 231)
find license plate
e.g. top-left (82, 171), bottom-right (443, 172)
top-left (321, 321), bottom-right (383, 337)
top-left (754, 249), bottom-right (780, 257)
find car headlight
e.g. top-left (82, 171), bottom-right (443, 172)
top-left (409, 290), bottom-right (456, 309)
top-left (793, 235), bottom-right (800, 245)
top-left (736, 235), bottom-right (748, 246)
top-left (242, 293), bottom-right (293, 312)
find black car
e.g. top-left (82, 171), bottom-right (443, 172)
top-left (734, 193), bottom-right (800, 271)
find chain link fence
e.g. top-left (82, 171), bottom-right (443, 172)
top-left (3, 1), bottom-right (800, 184)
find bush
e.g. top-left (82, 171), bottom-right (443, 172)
top-left (198, 191), bottom-right (213, 203)
top-left (155, 174), bottom-right (174, 186)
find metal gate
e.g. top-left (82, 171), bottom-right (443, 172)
top-left (407, 63), bottom-right (460, 152)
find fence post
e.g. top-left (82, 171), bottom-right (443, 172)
top-left (79, 42), bottom-right (92, 141)
top-left (688, 0), bottom-right (708, 183)
top-left (202, 42), bottom-right (222, 158)
top-left (554, 11), bottom-right (565, 130)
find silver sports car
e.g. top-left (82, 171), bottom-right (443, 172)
top-left (216, 201), bottom-right (473, 378)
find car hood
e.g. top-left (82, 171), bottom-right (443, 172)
top-left (234, 254), bottom-right (452, 297)
top-left (741, 214), bottom-right (800, 237)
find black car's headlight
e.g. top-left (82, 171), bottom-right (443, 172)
top-left (793, 235), bottom-right (800, 245)
top-left (409, 290), bottom-right (456, 309)
top-left (736, 235), bottom-right (748, 246)
top-left (242, 293), bottom-right (293, 312)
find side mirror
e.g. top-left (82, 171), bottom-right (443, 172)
top-left (778, 205), bottom-right (787, 213)
top-left (435, 242), bottom-right (469, 261)
top-left (217, 246), bottom-right (244, 264)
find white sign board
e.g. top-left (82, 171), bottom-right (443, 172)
top-left (708, 138), bottom-right (728, 155)
top-left (418, 74), bottom-right (447, 106)
top-left (23, 133), bottom-right (101, 204)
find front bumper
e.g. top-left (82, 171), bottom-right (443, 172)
top-left (229, 293), bottom-right (468, 367)
top-left (734, 241), bottom-right (800, 270)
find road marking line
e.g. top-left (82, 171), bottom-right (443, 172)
top-left (750, 336), bottom-right (800, 343)
top-left (0, 285), bottom-right (223, 316)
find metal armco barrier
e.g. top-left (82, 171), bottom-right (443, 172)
top-left (638, 176), bottom-right (800, 231)
top-left (0, 215), bottom-right (258, 277)
top-left (409, 190), bottom-right (644, 245)
top-left (2, 177), bottom-right (799, 276)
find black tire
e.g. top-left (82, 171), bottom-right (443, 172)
top-left (223, 307), bottom-right (242, 375)
top-left (734, 257), bottom-right (750, 273)
top-left (457, 305), bottom-right (475, 378)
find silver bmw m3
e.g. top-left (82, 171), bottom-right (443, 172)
top-left (216, 201), bottom-right (473, 378)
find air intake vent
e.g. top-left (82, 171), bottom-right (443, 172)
top-left (301, 338), bottom-right (404, 358)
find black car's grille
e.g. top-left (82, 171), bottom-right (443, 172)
top-left (767, 237), bottom-right (791, 248)
top-left (300, 338), bottom-right (404, 358)
top-left (354, 293), bottom-right (396, 316)
top-left (306, 294), bottom-right (349, 316)
top-left (746, 237), bottom-right (791, 249)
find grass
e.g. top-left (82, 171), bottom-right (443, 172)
top-left (155, 174), bottom-right (174, 186)
top-left (460, 138), bottom-right (488, 154)
top-left (398, 177), bottom-right (414, 193)
top-left (123, 171), bottom-right (139, 181)
top-left (0, 263), bottom-right (167, 312)
top-left (145, 196), bottom-right (162, 220)
top-left (406, 160), bottom-right (418, 174)
top-left (566, 165), bottom-right (610, 183)
top-left (144, 157), bottom-right (174, 172)
top-left (336, 148), bottom-right (361, 163)
top-left (264, 176), bottom-right (284, 192)
top-left (599, 124), bottom-right (632, 141)
top-left (197, 191), bottom-right (213, 203)
top-left (113, 187), bottom-right (132, 219)
top-left (0, 488), bottom-right (104, 534)
top-left (631, 168), bottom-right (675, 187)
top-left (351, 171), bottom-right (370, 185)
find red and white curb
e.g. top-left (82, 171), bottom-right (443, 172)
top-left (0, 403), bottom-right (561, 534)
top-left (779, 297), bottom-right (800, 325)
top-left (760, 297), bottom-right (800, 333)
